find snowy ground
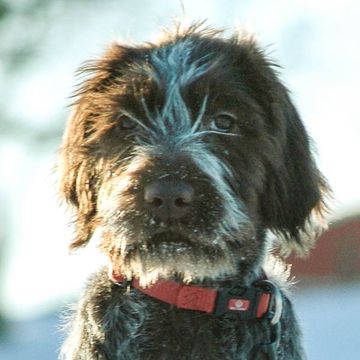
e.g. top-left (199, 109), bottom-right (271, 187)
top-left (295, 283), bottom-right (360, 359)
top-left (0, 283), bottom-right (359, 359)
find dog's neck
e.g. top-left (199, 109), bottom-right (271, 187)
top-left (110, 269), bottom-right (279, 319)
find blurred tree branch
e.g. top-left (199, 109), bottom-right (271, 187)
top-left (0, 0), bottom-right (59, 140)
top-left (0, 0), bottom-right (98, 142)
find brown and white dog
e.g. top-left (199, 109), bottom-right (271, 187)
top-left (59, 24), bottom-right (329, 359)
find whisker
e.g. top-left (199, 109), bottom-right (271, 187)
top-left (192, 95), bottom-right (209, 133)
top-left (140, 96), bottom-right (168, 137)
top-left (140, 96), bottom-right (157, 126)
top-left (191, 130), bottom-right (240, 138)
top-left (119, 109), bottom-right (153, 134)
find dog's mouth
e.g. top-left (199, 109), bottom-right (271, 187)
top-left (115, 229), bottom-right (242, 286)
top-left (148, 231), bottom-right (192, 247)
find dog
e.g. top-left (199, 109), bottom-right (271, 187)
top-left (58, 23), bottom-right (329, 359)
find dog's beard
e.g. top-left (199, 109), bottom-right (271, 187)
top-left (102, 219), bottom-right (257, 287)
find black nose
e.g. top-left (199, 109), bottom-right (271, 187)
top-left (144, 180), bottom-right (194, 222)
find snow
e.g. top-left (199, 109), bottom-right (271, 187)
top-left (296, 283), bottom-right (360, 359)
top-left (0, 313), bottom-right (63, 360)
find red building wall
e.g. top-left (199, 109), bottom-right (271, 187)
top-left (289, 215), bottom-right (360, 281)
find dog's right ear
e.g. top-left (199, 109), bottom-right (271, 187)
top-left (58, 111), bottom-right (97, 251)
top-left (58, 44), bottom-right (141, 250)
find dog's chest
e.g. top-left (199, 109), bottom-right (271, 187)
top-left (105, 290), bottom-right (261, 360)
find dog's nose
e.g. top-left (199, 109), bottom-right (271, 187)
top-left (144, 180), bottom-right (194, 222)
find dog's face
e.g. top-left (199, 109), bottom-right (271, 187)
top-left (59, 26), bottom-right (328, 285)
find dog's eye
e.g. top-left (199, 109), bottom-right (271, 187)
top-left (211, 113), bottom-right (236, 132)
top-left (117, 115), bottom-right (138, 130)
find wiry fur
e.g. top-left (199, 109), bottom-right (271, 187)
top-left (59, 23), bottom-right (329, 359)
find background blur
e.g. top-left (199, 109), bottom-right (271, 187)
top-left (1, 0), bottom-right (359, 359)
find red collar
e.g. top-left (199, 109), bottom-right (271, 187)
top-left (111, 272), bottom-right (281, 321)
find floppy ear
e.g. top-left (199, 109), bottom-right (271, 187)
top-left (58, 43), bottom-right (139, 250)
top-left (235, 37), bottom-right (330, 255)
top-left (260, 92), bottom-right (329, 255)
top-left (58, 107), bottom-right (99, 251)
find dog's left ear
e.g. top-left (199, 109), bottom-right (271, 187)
top-left (261, 93), bottom-right (329, 255)
top-left (235, 38), bottom-right (330, 255)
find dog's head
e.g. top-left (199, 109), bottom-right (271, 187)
top-left (59, 25), bottom-right (329, 285)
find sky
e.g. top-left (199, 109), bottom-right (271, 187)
top-left (0, 0), bottom-right (359, 319)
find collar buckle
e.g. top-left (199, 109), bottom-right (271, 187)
top-left (215, 285), bottom-right (264, 319)
top-left (215, 280), bottom-right (283, 322)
